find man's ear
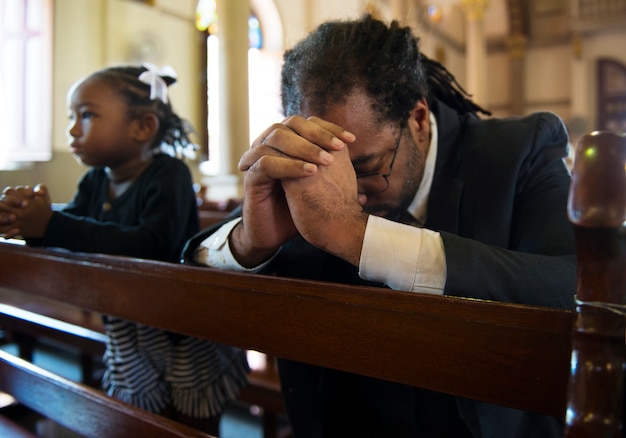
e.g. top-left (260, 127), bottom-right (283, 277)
top-left (408, 98), bottom-right (430, 145)
top-left (131, 112), bottom-right (159, 143)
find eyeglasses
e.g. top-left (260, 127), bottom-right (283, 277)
top-left (356, 127), bottom-right (402, 195)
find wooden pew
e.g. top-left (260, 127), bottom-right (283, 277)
top-left (197, 195), bottom-right (240, 229)
top-left (563, 131), bottom-right (626, 436)
top-left (0, 241), bottom-right (574, 421)
top-left (0, 274), bottom-right (284, 436)
top-left (0, 298), bottom-right (107, 386)
top-left (199, 209), bottom-right (234, 230)
top-left (55, 199), bottom-right (234, 231)
top-left (0, 350), bottom-right (212, 437)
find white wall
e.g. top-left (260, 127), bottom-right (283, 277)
top-left (52, 0), bottom-right (106, 152)
top-left (525, 44), bottom-right (572, 119)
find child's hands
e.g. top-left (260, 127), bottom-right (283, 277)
top-left (0, 185), bottom-right (28, 238)
top-left (0, 193), bottom-right (19, 238)
top-left (0, 184), bottom-right (53, 239)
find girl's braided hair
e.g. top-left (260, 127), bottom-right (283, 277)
top-left (90, 65), bottom-right (197, 158)
top-left (281, 14), bottom-right (490, 126)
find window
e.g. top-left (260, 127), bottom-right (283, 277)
top-left (196, 0), bottom-right (283, 176)
top-left (0, 0), bottom-right (53, 169)
top-left (201, 27), bottom-right (282, 175)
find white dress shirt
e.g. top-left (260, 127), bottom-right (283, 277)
top-left (359, 114), bottom-right (445, 294)
top-left (194, 114), bottom-right (446, 295)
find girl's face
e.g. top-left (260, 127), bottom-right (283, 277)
top-left (66, 76), bottom-right (143, 168)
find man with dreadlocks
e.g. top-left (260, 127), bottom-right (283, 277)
top-left (184, 14), bottom-right (575, 437)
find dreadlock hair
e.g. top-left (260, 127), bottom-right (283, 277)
top-left (421, 54), bottom-right (491, 117)
top-left (281, 14), bottom-right (490, 126)
top-left (282, 14), bottom-right (428, 127)
top-left (89, 65), bottom-right (196, 159)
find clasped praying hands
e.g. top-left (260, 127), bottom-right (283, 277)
top-left (0, 184), bottom-right (52, 239)
top-left (231, 115), bottom-right (366, 267)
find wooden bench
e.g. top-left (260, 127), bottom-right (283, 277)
top-left (199, 209), bottom-right (234, 229)
top-left (0, 297), bottom-right (107, 386)
top-left (197, 196), bottom-right (240, 229)
top-left (0, 242), bottom-right (574, 420)
top-left (0, 349), bottom-right (212, 437)
top-left (0, 285), bottom-right (285, 436)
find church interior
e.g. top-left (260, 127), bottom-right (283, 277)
top-left (0, 0), bottom-right (625, 437)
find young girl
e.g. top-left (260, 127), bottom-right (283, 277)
top-left (0, 64), bottom-right (249, 435)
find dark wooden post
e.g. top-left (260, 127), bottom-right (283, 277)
top-left (564, 131), bottom-right (626, 437)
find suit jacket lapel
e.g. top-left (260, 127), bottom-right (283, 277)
top-left (425, 99), bottom-right (468, 234)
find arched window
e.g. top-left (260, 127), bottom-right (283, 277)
top-left (196, 0), bottom-right (283, 176)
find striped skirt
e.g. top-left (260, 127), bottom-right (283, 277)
top-left (101, 317), bottom-right (250, 418)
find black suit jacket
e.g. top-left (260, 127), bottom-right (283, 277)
top-left (182, 100), bottom-right (576, 437)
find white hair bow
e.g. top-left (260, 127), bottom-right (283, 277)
top-left (138, 63), bottom-right (177, 104)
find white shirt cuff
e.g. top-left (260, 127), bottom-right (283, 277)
top-left (359, 215), bottom-right (446, 295)
top-left (193, 218), bottom-right (277, 272)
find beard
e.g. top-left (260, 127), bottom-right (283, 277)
top-left (363, 133), bottom-right (425, 222)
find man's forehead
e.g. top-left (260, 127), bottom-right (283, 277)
top-left (317, 96), bottom-right (389, 134)
top-left (346, 123), bottom-right (400, 166)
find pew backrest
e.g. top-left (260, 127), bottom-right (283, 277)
top-left (0, 350), bottom-right (212, 438)
top-left (0, 241), bottom-right (573, 418)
